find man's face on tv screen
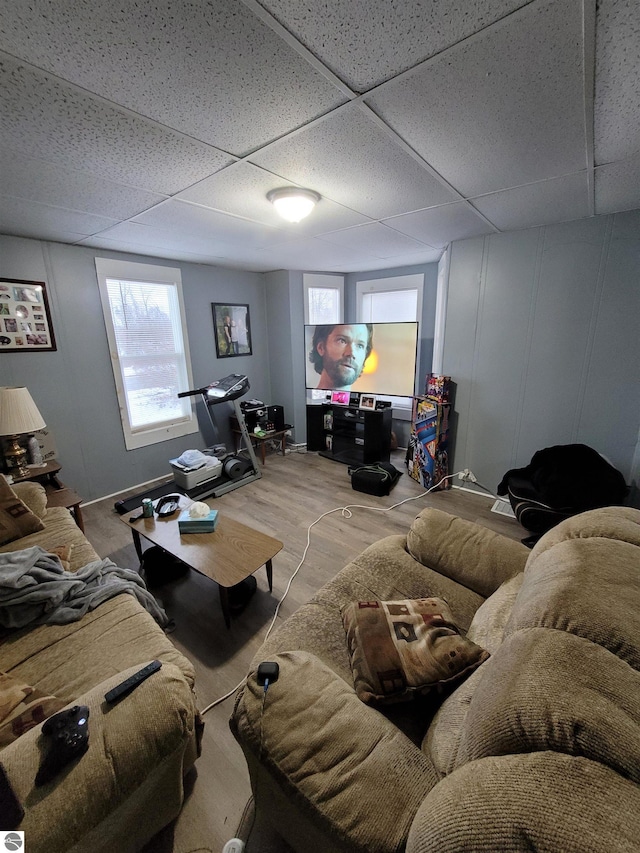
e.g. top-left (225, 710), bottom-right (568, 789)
top-left (317, 324), bottom-right (369, 388)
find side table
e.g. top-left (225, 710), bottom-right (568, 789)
top-left (44, 487), bottom-right (85, 532)
top-left (230, 416), bottom-right (291, 465)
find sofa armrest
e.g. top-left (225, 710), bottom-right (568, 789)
top-left (232, 650), bottom-right (438, 853)
top-left (406, 751), bottom-right (640, 853)
top-left (11, 482), bottom-right (48, 519)
top-left (0, 661), bottom-right (200, 853)
top-left (406, 508), bottom-right (529, 598)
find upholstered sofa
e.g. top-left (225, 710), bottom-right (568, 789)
top-left (0, 479), bottom-right (201, 853)
top-left (231, 504), bottom-right (640, 852)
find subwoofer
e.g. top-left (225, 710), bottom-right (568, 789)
top-left (267, 405), bottom-right (285, 431)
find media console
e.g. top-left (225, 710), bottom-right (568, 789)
top-left (306, 403), bottom-right (392, 466)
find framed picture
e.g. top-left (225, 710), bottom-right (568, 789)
top-left (212, 303), bottom-right (252, 358)
top-left (0, 278), bottom-right (57, 352)
top-left (359, 394), bottom-right (377, 411)
top-left (330, 390), bottom-right (350, 406)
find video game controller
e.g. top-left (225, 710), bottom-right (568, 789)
top-left (35, 705), bottom-right (89, 787)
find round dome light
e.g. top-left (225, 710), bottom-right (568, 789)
top-left (267, 188), bottom-right (321, 223)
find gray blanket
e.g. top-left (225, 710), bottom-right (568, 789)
top-left (0, 547), bottom-right (169, 629)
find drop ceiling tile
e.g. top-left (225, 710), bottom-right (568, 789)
top-left (367, 0), bottom-right (585, 197)
top-left (0, 56), bottom-right (232, 195)
top-left (0, 195), bottom-right (117, 240)
top-left (250, 105), bottom-right (458, 219)
top-left (594, 0), bottom-right (640, 163)
top-left (320, 222), bottom-right (431, 258)
top-left (77, 235), bottom-right (230, 267)
top-left (259, 0), bottom-right (527, 92)
top-left (130, 199), bottom-right (282, 247)
top-left (0, 0), bottom-right (346, 154)
top-left (595, 155), bottom-right (640, 215)
top-left (470, 173), bottom-right (590, 230)
top-left (322, 246), bottom-right (443, 272)
top-left (383, 202), bottom-right (495, 248)
top-left (0, 149), bottom-right (167, 219)
top-left (255, 236), bottom-right (376, 271)
top-left (175, 162), bottom-right (372, 235)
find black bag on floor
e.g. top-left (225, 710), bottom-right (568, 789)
top-left (348, 462), bottom-right (401, 496)
top-left (498, 443), bottom-right (628, 538)
top-left (140, 546), bottom-right (189, 587)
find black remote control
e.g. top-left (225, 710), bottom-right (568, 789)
top-left (104, 660), bottom-right (162, 704)
top-left (35, 705), bottom-right (89, 787)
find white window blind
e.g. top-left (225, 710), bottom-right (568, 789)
top-left (357, 274), bottom-right (424, 408)
top-left (304, 273), bottom-right (344, 324)
top-left (96, 258), bottom-right (198, 450)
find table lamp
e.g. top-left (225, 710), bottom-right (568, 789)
top-left (0, 386), bottom-right (46, 479)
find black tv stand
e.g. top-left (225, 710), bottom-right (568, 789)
top-left (306, 403), bottom-right (392, 466)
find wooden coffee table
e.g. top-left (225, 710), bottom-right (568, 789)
top-left (120, 498), bottom-right (282, 628)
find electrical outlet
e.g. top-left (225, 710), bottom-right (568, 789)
top-left (458, 468), bottom-right (478, 483)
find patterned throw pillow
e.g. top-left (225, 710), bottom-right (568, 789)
top-left (0, 672), bottom-right (65, 746)
top-left (342, 597), bottom-right (490, 706)
top-left (0, 476), bottom-right (45, 546)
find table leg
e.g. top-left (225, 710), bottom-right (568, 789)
top-left (72, 503), bottom-right (85, 532)
top-left (265, 559), bottom-right (273, 592)
top-left (131, 529), bottom-right (144, 563)
top-left (261, 441), bottom-right (266, 466)
top-left (280, 434), bottom-right (286, 456)
top-left (219, 585), bottom-right (231, 629)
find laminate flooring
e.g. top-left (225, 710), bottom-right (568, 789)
top-left (80, 447), bottom-right (523, 853)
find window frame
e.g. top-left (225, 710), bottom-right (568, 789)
top-left (355, 273), bottom-right (424, 409)
top-left (303, 273), bottom-right (344, 324)
top-left (95, 257), bottom-right (198, 450)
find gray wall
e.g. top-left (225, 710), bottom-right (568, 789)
top-left (443, 210), bottom-right (640, 499)
top-left (263, 269), bottom-right (306, 444)
top-left (0, 235), bottom-right (268, 501)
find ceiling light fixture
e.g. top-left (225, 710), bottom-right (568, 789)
top-left (267, 187), bottom-right (321, 223)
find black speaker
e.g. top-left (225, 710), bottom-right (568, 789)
top-left (268, 405), bottom-right (285, 431)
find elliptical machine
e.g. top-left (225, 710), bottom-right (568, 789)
top-left (177, 374), bottom-right (261, 498)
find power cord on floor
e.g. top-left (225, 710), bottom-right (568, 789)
top-left (199, 469), bottom-right (465, 715)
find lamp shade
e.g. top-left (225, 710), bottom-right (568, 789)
top-left (0, 387), bottom-right (46, 435)
top-left (267, 187), bottom-right (320, 223)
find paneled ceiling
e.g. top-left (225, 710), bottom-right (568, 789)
top-left (0, 0), bottom-right (638, 273)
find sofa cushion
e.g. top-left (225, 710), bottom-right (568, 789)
top-left (0, 476), bottom-right (45, 545)
top-left (454, 628), bottom-right (640, 783)
top-left (342, 597), bottom-right (490, 705)
top-left (0, 507), bottom-right (98, 572)
top-left (407, 752), bottom-right (640, 853)
top-left (505, 537), bottom-right (640, 668)
top-left (0, 593), bottom-right (194, 702)
top-left (0, 671), bottom-right (64, 746)
top-left (467, 572), bottom-right (524, 654)
top-left (406, 508), bottom-right (528, 598)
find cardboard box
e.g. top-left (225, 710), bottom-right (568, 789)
top-left (424, 373), bottom-right (452, 404)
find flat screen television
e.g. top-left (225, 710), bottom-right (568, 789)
top-left (304, 322), bottom-right (418, 398)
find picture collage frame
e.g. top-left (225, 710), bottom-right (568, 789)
top-left (0, 278), bottom-right (57, 352)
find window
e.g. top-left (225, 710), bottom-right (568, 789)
top-left (304, 273), bottom-right (344, 324)
top-left (95, 258), bottom-right (198, 450)
top-left (356, 274), bottom-right (424, 408)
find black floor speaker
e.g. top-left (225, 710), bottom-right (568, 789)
top-left (268, 405), bottom-right (285, 431)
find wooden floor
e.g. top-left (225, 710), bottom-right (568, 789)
top-left (81, 447), bottom-right (523, 853)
